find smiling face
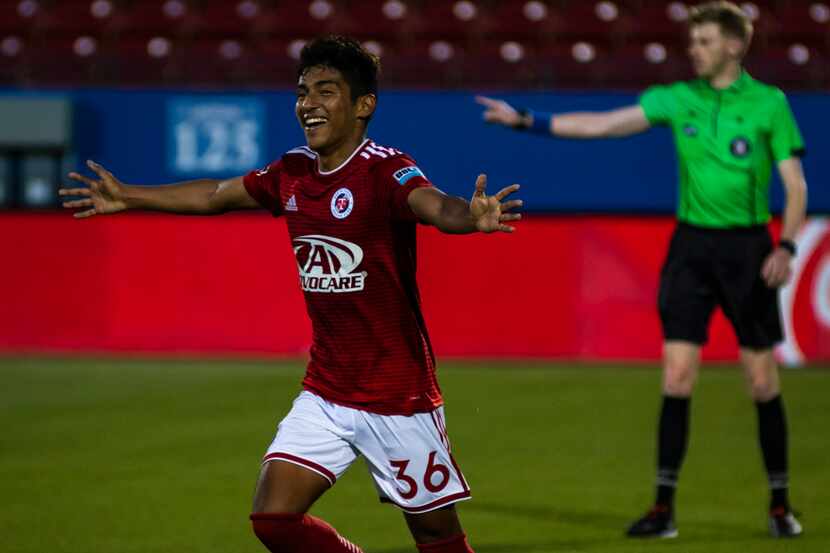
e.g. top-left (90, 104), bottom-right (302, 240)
top-left (688, 22), bottom-right (744, 79)
top-left (295, 65), bottom-right (375, 155)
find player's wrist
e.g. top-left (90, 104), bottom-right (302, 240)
top-left (514, 109), bottom-right (553, 135)
top-left (778, 239), bottom-right (797, 257)
top-left (513, 109), bottom-right (532, 130)
top-left (119, 185), bottom-right (140, 210)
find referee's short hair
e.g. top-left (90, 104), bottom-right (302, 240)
top-left (689, 2), bottom-right (754, 45)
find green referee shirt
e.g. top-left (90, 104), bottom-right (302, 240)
top-left (639, 71), bottom-right (805, 228)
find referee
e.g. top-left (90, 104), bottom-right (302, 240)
top-left (477, 1), bottom-right (807, 539)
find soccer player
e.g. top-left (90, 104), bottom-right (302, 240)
top-left (476, 1), bottom-right (806, 540)
top-left (60, 36), bottom-right (522, 553)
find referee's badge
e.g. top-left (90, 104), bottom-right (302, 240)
top-left (682, 124), bottom-right (698, 137)
top-left (730, 137), bottom-right (752, 157)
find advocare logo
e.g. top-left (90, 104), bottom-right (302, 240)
top-left (776, 218), bottom-right (830, 365)
top-left (293, 234), bottom-right (366, 293)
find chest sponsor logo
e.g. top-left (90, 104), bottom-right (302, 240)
top-left (393, 166), bottom-right (425, 185)
top-left (330, 187), bottom-right (354, 219)
top-left (293, 234), bottom-right (366, 293)
top-left (730, 136), bottom-right (752, 157)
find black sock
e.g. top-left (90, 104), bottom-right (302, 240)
top-left (654, 395), bottom-right (690, 512)
top-left (757, 395), bottom-right (790, 511)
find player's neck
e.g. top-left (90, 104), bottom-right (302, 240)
top-left (708, 63), bottom-right (742, 90)
top-left (316, 134), bottom-right (367, 173)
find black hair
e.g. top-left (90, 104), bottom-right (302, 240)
top-left (297, 35), bottom-right (380, 101)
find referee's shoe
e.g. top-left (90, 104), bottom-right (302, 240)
top-left (625, 505), bottom-right (678, 539)
top-left (769, 507), bottom-right (803, 538)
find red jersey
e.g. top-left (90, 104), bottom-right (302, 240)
top-left (243, 139), bottom-right (442, 415)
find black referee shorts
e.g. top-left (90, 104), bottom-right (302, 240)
top-left (658, 222), bottom-right (783, 349)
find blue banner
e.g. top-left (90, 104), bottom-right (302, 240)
top-left (2, 87), bottom-right (826, 213)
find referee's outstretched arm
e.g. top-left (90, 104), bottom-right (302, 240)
top-left (475, 96), bottom-right (650, 139)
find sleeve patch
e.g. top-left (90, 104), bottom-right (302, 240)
top-left (393, 166), bottom-right (425, 185)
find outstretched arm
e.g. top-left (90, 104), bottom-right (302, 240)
top-left (59, 160), bottom-right (259, 218)
top-left (476, 96), bottom-right (650, 139)
top-left (407, 174), bottom-right (522, 234)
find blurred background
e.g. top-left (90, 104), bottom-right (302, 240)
top-left (1, 0), bottom-right (828, 363)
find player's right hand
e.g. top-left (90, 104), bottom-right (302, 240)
top-left (475, 95), bottom-right (523, 127)
top-left (59, 160), bottom-right (128, 218)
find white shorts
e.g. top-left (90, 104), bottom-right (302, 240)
top-left (263, 391), bottom-right (471, 514)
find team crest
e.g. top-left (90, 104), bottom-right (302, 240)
top-left (730, 136), bottom-right (752, 157)
top-left (330, 187), bottom-right (354, 219)
top-left (682, 124), bottom-right (698, 137)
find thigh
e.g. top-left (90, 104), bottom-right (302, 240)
top-left (253, 391), bottom-right (359, 512)
top-left (356, 407), bottom-right (471, 514)
top-left (658, 226), bottom-right (717, 345)
top-left (714, 231), bottom-right (783, 348)
top-left (252, 459), bottom-right (330, 514)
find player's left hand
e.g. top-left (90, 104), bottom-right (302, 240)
top-left (761, 247), bottom-right (793, 288)
top-left (470, 174), bottom-right (522, 233)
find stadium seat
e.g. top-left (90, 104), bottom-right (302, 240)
top-left (372, 38), bottom-right (459, 87)
top-left (340, 0), bottom-right (419, 40)
top-left (259, 0), bottom-right (355, 38)
top-left (0, 1), bottom-right (828, 88)
top-left (108, 36), bottom-right (177, 85)
top-left (29, 0), bottom-right (111, 34)
top-left (417, 1), bottom-right (492, 40)
top-left (109, 0), bottom-right (194, 36)
top-left (249, 37), bottom-right (317, 84)
top-left (746, 43), bottom-right (827, 88)
top-left (20, 35), bottom-right (103, 85)
top-left (0, 0), bottom-right (41, 33)
top-left (774, 1), bottom-right (830, 41)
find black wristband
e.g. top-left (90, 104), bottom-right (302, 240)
top-left (778, 239), bottom-right (797, 256)
top-left (513, 108), bottom-right (531, 130)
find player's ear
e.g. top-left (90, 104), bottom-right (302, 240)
top-left (355, 94), bottom-right (377, 121)
top-left (726, 36), bottom-right (745, 58)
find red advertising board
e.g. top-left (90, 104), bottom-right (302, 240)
top-left (3, 213), bottom-right (826, 363)
top-left (777, 218), bottom-right (830, 364)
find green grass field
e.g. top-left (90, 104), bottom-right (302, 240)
top-left (1, 357), bottom-right (827, 553)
